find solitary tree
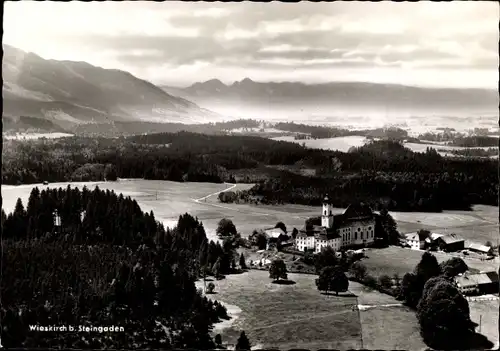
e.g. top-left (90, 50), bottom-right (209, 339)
top-left (239, 253), bottom-right (247, 270)
top-left (316, 266), bottom-right (349, 295)
top-left (214, 334), bottom-right (222, 348)
top-left (314, 246), bottom-right (338, 274)
top-left (212, 258), bottom-right (221, 280)
top-left (216, 218), bottom-right (237, 239)
top-left (235, 331), bottom-right (251, 350)
top-left (269, 259), bottom-right (288, 282)
top-left (206, 282), bottom-right (215, 294)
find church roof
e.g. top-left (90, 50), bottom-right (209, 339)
top-left (343, 202), bottom-right (374, 219)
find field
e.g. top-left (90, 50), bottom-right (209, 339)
top-left (196, 270), bottom-right (426, 350)
top-left (392, 205), bottom-right (499, 246)
top-left (468, 300), bottom-right (500, 349)
top-left (271, 135), bottom-right (497, 157)
top-left (3, 179), bottom-right (498, 246)
top-left (361, 246), bottom-right (499, 279)
top-left (272, 135), bottom-right (367, 152)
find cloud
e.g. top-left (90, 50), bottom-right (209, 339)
top-left (3, 1), bottom-right (498, 89)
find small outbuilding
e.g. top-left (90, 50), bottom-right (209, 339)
top-left (467, 243), bottom-right (493, 256)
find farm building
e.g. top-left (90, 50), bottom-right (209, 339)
top-left (264, 227), bottom-right (288, 241)
top-left (454, 271), bottom-right (499, 295)
top-left (404, 232), bottom-right (425, 250)
top-left (434, 234), bottom-right (465, 252)
top-left (296, 198), bottom-right (376, 253)
top-left (467, 243), bottom-right (493, 256)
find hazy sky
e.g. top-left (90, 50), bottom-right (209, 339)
top-left (4, 1), bottom-right (499, 89)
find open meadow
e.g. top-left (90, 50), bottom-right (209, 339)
top-left (468, 300), bottom-right (500, 349)
top-left (271, 135), bottom-right (498, 157)
top-left (362, 247), bottom-right (499, 279)
top-left (196, 269), bottom-right (426, 350)
top-left (3, 179), bottom-right (497, 246)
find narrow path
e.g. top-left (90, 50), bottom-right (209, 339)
top-left (194, 183), bottom-right (238, 203)
top-left (357, 303), bottom-right (404, 311)
top-left (191, 183), bottom-right (308, 220)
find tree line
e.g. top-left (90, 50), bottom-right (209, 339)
top-left (3, 134), bottom-right (497, 211)
top-left (1, 186), bottom-right (252, 349)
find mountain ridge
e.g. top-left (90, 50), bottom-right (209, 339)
top-left (2, 44), bottom-right (221, 127)
top-left (161, 77), bottom-right (498, 114)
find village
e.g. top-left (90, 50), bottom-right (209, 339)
top-left (241, 196), bottom-right (499, 299)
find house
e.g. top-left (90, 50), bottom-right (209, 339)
top-left (295, 197), bottom-right (376, 254)
top-left (434, 234), bottom-right (465, 252)
top-left (467, 243), bottom-right (493, 256)
top-left (405, 233), bottom-right (425, 250)
top-left (454, 271), bottom-right (499, 295)
top-left (264, 227), bottom-right (288, 241)
top-left (264, 227), bottom-right (286, 238)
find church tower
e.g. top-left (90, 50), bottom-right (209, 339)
top-left (321, 194), bottom-right (334, 228)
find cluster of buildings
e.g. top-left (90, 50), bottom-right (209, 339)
top-left (404, 232), bottom-right (494, 256)
top-left (295, 197), bottom-right (376, 253)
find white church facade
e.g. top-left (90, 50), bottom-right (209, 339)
top-left (295, 195), bottom-right (376, 253)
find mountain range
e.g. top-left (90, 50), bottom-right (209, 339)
top-left (2, 45), bottom-right (220, 129)
top-left (162, 78), bottom-right (499, 119)
top-left (3, 44), bottom-right (497, 132)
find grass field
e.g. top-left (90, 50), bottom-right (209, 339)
top-left (271, 135), bottom-right (497, 156)
top-left (361, 247), bottom-right (499, 279)
top-left (469, 300), bottom-right (500, 349)
top-left (3, 180), bottom-right (497, 246)
top-left (196, 269), bottom-right (426, 350)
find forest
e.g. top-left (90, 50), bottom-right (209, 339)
top-left (1, 186), bottom-right (240, 348)
top-left (2, 132), bottom-right (498, 212)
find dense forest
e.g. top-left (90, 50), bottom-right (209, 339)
top-left (1, 186), bottom-right (240, 348)
top-left (71, 119), bottom-right (263, 138)
top-left (448, 136), bottom-right (499, 148)
top-left (3, 132), bottom-right (498, 212)
top-left (438, 147), bottom-right (498, 158)
top-left (274, 122), bottom-right (409, 140)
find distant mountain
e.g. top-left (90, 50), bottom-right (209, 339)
top-left (2, 45), bottom-right (220, 128)
top-left (2, 115), bottom-right (69, 134)
top-left (161, 78), bottom-right (499, 117)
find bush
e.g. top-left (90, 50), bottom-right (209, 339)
top-left (378, 274), bottom-right (393, 289)
top-left (349, 262), bottom-right (367, 281)
top-left (206, 282), bottom-right (215, 294)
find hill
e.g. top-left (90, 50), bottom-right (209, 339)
top-left (2, 45), bottom-right (220, 129)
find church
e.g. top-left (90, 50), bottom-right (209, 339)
top-left (295, 195), bottom-right (376, 253)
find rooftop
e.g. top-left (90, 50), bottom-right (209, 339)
top-left (437, 233), bottom-right (464, 245)
top-left (468, 243), bottom-right (492, 253)
top-left (455, 271), bottom-right (499, 288)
